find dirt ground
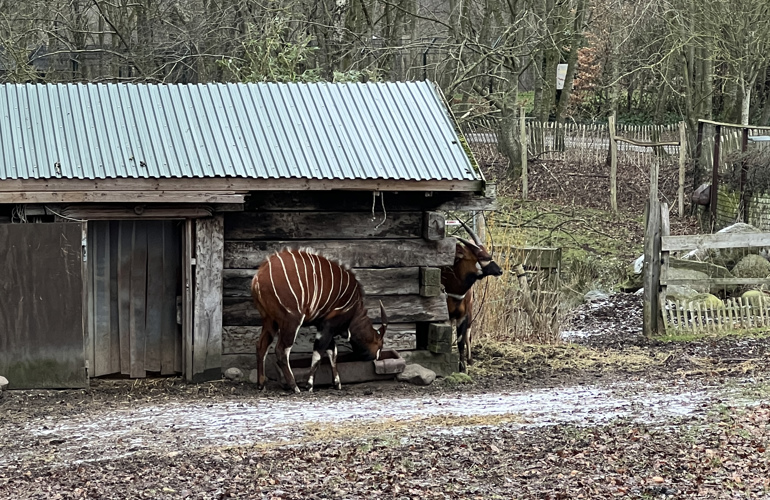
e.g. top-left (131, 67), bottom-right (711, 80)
top-left (2, 293), bottom-right (770, 500)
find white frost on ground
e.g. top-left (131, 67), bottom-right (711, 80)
top-left (6, 379), bottom-right (746, 466)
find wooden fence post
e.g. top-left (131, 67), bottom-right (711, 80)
top-left (520, 104), bottom-right (528, 200)
top-left (643, 160), bottom-right (661, 338)
top-left (608, 113), bottom-right (618, 212)
top-left (678, 121), bottom-right (686, 217)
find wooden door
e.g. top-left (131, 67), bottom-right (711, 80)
top-left (0, 223), bottom-right (87, 389)
top-left (86, 221), bottom-right (182, 377)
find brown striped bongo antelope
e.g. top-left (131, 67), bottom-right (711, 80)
top-left (251, 249), bottom-right (387, 392)
top-left (441, 221), bottom-right (502, 373)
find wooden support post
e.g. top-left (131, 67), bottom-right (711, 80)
top-left (710, 125), bottom-right (721, 226)
top-left (427, 322), bottom-right (454, 354)
top-left (419, 267), bottom-right (442, 297)
top-left (740, 128), bottom-right (750, 223)
top-left (609, 113), bottom-right (618, 212)
top-left (520, 104), bottom-right (528, 199)
top-left (422, 211), bottom-right (446, 241)
top-left (659, 203), bottom-right (670, 333)
top-left (643, 161), bottom-right (662, 338)
top-left (678, 121), bottom-right (686, 217)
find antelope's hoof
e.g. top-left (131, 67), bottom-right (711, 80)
top-left (307, 386), bottom-right (314, 393)
top-left (293, 386), bottom-right (301, 394)
top-left (335, 383), bottom-right (342, 391)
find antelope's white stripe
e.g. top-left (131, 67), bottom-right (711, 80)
top-left (310, 253), bottom-right (322, 320)
top-left (334, 271), bottom-right (351, 310)
top-left (276, 252), bottom-right (301, 314)
top-left (318, 257), bottom-right (335, 314)
top-left (291, 251), bottom-right (306, 313)
top-left (268, 258), bottom-right (290, 313)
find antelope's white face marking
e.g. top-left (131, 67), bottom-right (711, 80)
top-left (376, 349), bottom-right (381, 361)
top-left (475, 261), bottom-right (483, 274)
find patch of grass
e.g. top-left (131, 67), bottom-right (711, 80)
top-left (444, 372), bottom-right (473, 386)
top-left (469, 339), bottom-right (663, 377)
top-left (654, 328), bottom-right (770, 343)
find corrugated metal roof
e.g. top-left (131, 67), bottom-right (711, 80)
top-left (0, 82), bottom-right (479, 182)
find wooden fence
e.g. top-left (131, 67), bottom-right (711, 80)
top-left (643, 184), bottom-right (770, 335)
top-left (664, 295), bottom-right (770, 333)
top-left (461, 116), bottom-right (686, 211)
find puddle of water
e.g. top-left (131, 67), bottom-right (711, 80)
top-left (5, 380), bottom-right (735, 466)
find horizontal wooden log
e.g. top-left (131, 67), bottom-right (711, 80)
top-left (222, 324), bottom-right (417, 355)
top-left (224, 238), bottom-right (456, 269)
top-left (223, 268), bottom-right (420, 298)
top-left (246, 191), bottom-right (485, 211)
top-left (223, 294), bottom-right (449, 326)
top-left (60, 206), bottom-right (214, 219)
top-left (225, 211), bottom-right (422, 240)
top-left (661, 278), bottom-right (770, 286)
top-left (0, 191), bottom-right (245, 204)
top-left (662, 233), bottom-right (770, 252)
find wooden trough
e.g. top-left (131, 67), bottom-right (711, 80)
top-left (265, 349), bottom-right (406, 387)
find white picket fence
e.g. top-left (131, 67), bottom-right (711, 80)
top-left (664, 295), bottom-right (770, 333)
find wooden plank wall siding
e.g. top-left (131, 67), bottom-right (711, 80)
top-left (87, 221), bottom-right (182, 378)
top-left (221, 196), bottom-right (459, 367)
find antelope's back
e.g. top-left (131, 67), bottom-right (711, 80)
top-left (251, 249), bottom-right (361, 320)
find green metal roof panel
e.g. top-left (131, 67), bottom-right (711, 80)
top-left (0, 82), bottom-right (478, 182)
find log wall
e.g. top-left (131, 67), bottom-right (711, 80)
top-left (221, 191), bottom-right (460, 371)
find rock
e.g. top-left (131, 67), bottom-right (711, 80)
top-left (681, 223), bottom-right (765, 268)
top-left (248, 369), bottom-right (260, 384)
top-left (667, 292), bottom-right (723, 308)
top-left (731, 254), bottom-right (770, 279)
top-left (396, 364), bottom-right (436, 386)
top-left (664, 267), bottom-right (711, 294)
top-left (223, 367), bottom-right (244, 381)
top-left (664, 284), bottom-right (703, 301)
top-left (584, 290), bottom-right (609, 302)
top-left (0, 376), bottom-right (8, 391)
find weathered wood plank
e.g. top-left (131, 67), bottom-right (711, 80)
top-left (192, 216), bottom-right (224, 382)
top-left (222, 324), bottom-right (417, 355)
top-left (662, 232), bottom-right (770, 251)
top-left (223, 267), bottom-right (420, 298)
top-left (223, 294), bottom-right (449, 326)
top-left (129, 223), bottom-right (148, 378)
top-left (224, 238), bottom-right (456, 269)
top-left (247, 191), bottom-right (488, 211)
top-left (422, 212), bottom-right (446, 241)
top-left (225, 211), bottom-right (423, 240)
top-left (144, 222), bottom-right (164, 373)
top-left (92, 222), bottom-right (117, 377)
top-left (0, 191), bottom-right (245, 204)
top-left (161, 222), bottom-right (180, 375)
top-left (117, 222), bottom-right (132, 375)
top-left (662, 278), bottom-right (770, 286)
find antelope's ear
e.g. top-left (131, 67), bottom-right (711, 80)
top-left (379, 300), bottom-right (388, 329)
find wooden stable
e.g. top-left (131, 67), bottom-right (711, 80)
top-left (0, 81), bottom-right (490, 389)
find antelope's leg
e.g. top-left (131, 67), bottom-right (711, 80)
top-left (327, 340), bottom-right (341, 390)
top-left (307, 325), bottom-right (334, 393)
top-left (256, 321), bottom-right (276, 390)
top-left (274, 319), bottom-right (304, 393)
top-left (456, 315), bottom-right (470, 373)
